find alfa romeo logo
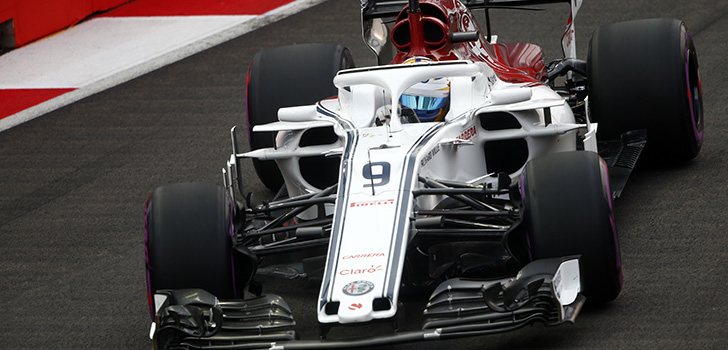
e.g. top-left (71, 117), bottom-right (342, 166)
top-left (342, 280), bottom-right (375, 296)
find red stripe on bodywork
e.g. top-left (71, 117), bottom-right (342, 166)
top-left (0, 88), bottom-right (75, 120)
top-left (101, 0), bottom-right (295, 17)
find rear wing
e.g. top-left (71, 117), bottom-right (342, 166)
top-left (361, 0), bottom-right (583, 59)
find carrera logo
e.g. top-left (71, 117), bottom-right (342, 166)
top-left (348, 303), bottom-right (363, 310)
top-left (342, 253), bottom-right (385, 260)
top-left (350, 199), bottom-right (394, 207)
top-left (339, 265), bottom-right (383, 276)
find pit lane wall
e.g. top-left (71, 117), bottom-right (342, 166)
top-left (0, 0), bottom-right (130, 48)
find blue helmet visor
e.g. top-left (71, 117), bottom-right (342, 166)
top-left (400, 94), bottom-right (448, 121)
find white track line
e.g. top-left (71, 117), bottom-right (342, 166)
top-left (0, 0), bottom-right (329, 132)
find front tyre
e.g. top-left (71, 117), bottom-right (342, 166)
top-left (246, 43), bottom-right (355, 190)
top-left (144, 183), bottom-right (237, 317)
top-left (522, 151), bottom-right (622, 303)
top-left (588, 19), bottom-right (704, 164)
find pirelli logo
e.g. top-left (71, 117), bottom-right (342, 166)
top-left (349, 199), bottom-right (395, 207)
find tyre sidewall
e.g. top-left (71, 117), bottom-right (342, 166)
top-left (523, 152), bottom-right (622, 303)
top-left (145, 183), bottom-right (236, 315)
top-left (246, 44), bottom-right (354, 190)
top-left (588, 19), bottom-right (703, 163)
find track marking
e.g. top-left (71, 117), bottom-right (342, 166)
top-left (0, 0), bottom-right (329, 132)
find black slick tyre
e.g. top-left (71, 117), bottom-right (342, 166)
top-left (144, 182), bottom-right (237, 315)
top-left (522, 151), bottom-right (622, 303)
top-left (588, 19), bottom-right (704, 164)
top-left (246, 43), bottom-right (355, 191)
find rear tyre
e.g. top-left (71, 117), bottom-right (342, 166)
top-left (522, 151), bottom-right (622, 303)
top-left (144, 183), bottom-right (237, 315)
top-left (588, 19), bottom-right (703, 164)
top-left (246, 43), bottom-right (355, 190)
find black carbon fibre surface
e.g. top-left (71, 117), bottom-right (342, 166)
top-left (1, 0), bottom-right (726, 348)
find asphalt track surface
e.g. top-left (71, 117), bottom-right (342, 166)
top-left (1, 0), bottom-right (727, 349)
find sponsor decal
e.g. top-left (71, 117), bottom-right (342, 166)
top-left (458, 126), bottom-right (477, 141)
top-left (420, 144), bottom-right (441, 167)
top-left (563, 28), bottom-right (575, 48)
top-left (348, 303), bottom-right (363, 310)
top-left (342, 252), bottom-right (386, 260)
top-left (350, 199), bottom-right (394, 207)
top-left (339, 265), bottom-right (383, 276)
top-left (342, 280), bottom-right (375, 296)
top-left (460, 12), bottom-right (474, 32)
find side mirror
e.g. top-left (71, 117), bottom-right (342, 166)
top-left (489, 88), bottom-right (533, 105)
top-left (363, 18), bottom-right (388, 57)
top-left (278, 105), bottom-right (319, 122)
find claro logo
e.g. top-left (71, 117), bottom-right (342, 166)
top-left (339, 265), bottom-right (383, 275)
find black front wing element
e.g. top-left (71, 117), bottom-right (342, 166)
top-left (151, 290), bottom-right (296, 350)
top-left (150, 257), bottom-right (584, 350)
top-left (598, 130), bottom-right (647, 198)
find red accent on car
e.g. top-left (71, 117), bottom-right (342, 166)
top-left (493, 43), bottom-right (547, 82)
top-left (407, 11), bottom-right (427, 57)
top-left (389, 0), bottom-right (544, 84)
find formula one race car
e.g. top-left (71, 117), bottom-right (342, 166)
top-left (144, 0), bottom-right (703, 349)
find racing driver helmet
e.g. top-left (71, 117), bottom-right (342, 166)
top-left (399, 57), bottom-right (451, 122)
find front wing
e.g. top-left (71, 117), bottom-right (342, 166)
top-left (150, 257), bottom-right (583, 350)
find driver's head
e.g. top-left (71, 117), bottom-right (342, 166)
top-left (399, 57), bottom-right (450, 122)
